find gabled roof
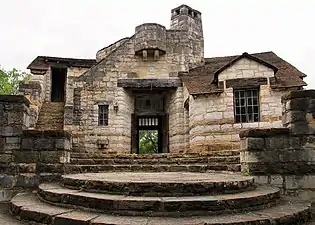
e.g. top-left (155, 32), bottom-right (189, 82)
top-left (180, 51), bottom-right (307, 95)
top-left (27, 56), bottom-right (96, 70)
top-left (214, 52), bottom-right (278, 77)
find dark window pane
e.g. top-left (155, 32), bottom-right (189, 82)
top-left (254, 106), bottom-right (259, 113)
top-left (240, 99), bottom-right (245, 106)
top-left (248, 98), bottom-right (252, 105)
top-left (236, 107), bottom-right (240, 114)
top-left (241, 115), bottom-right (246, 122)
top-left (241, 107), bottom-right (246, 114)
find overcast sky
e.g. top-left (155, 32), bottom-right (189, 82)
top-left (0, 0), bottom-right (314, 88)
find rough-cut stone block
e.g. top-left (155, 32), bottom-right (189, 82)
top-left (36, 163), bottom-right (64, 174)
top-left (285, 98), bottom-right (309, 111)
top-left (0, 174), bottom-right (16, 188)
top-left (0, 138), bottom-right (5, 151)
top-left (0, 154), bottom-right (12, 163)
top-left (282, 90), bottom-right (315, 102)
top-left (21, 138), bottom-right (34, 150)
top-left (16, 173), bottom-right (38, 187)
top-left (289, 122), bottom-right (310, 135)
top-left (244, 138), bottom-right (265, 151)
top-left (265, 136), bottom-right (290, 150)
top-left (55, 138), bottom-right (71, 150)
top-left (35, 139), bottom-right (53, 150)
top-left (0, 95), bottom-right (30, 107)
top-left (239, 128), bottom-right (290, 138)
top-left (40, 151), bottom-right (69, 164)
top-left (283, 111), bottom-right (306, 124)
top-left (14, 151), bottom-right (38, 163)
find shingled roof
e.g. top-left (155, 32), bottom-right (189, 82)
top-left (27, 56), bottom-right (96, 70)
top-left (180, 51), bottom-right (307, 95)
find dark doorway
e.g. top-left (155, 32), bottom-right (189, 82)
top-left (51, 67), bottom-right (67, 102)
top-left (137, 116), bottom-right (162, 154)
top-left (131, 92), bottom-right (169, 154)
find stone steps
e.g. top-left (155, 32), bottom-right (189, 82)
top-left (36, 102), bottom-right (64, 130)
top-left (70, 155), bottom-right (240, 165)
top-left (70, 150), bottom-right (241, 159)
top-left (62, 172), bottom-right (254, 196)
top-left (65, 163), bottom-right (241, 173)
top-left (38, 183), bottom-right (280, 216)
top-left (10, 193), bottom-right (312, 224)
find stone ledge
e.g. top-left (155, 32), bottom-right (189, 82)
top-left (239, 128), bottom-right (290, 138)
top-left (0, 95), bottom-right (30, 107)
top-left (226, 78), bottom-right (267, 89)
top-left (22, 130), bottom-right (71, 139)
top-left (19, 81), bottom-right (41, 91)
top-left (117, 79), bottom-right (182, 88)
top-left (242, 162), bottom-right (315, 175)
top-left (282, 90), bottom-right (315, 102)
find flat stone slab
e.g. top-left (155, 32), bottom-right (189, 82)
top-left (65, 163), bottom-right (241, 174)
top-left (62, 172), bottom-right (252, 196)
top-left (10, 193), bottom-right (312, 225)
top-left (38, 183), bottom-right (280, 216)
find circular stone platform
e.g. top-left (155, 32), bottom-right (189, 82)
top-left (62, 172), bottom-right (254, 197)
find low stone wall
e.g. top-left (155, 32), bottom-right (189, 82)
top-left (20, 130), bottom-right (71, 181)
top-left (240, 90), bottom-right (315, 201)
top-left (0, 96), bottom-right (71, 201)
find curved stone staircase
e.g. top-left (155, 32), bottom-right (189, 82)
top-left (66, 150), bottom-right (241, 173)
top-left (9, 171), bottom-right (312, 224)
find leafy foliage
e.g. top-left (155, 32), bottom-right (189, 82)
top-left (0, 66), bottom-right (31, 95)
top-left (139, 130), bottom-right (158, 154)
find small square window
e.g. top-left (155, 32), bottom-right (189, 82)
top-left (234, 89), bottom-right (260, 123)
top-left (98, 105), bottom-right (109, 126)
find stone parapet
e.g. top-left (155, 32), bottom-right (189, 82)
top-left (240, 89), bottom-right (315, 201)
top-left (282, 90), bottom-right (315, 134)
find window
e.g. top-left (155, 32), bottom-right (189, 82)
top-left (234, 89), bottom-right (259, 123)
top-left (98, 105), bottom-right (109, 126)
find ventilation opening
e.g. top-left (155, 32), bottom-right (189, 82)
top-left (51, 67), bottom-right (67, 102)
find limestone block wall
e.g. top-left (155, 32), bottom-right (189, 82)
top-left (218, 58), bottom-right (275, 83)
top-left (70, 30), bottom-right (196, 154)
top-left (64, 67), bottom-right (90, 126)
top-left (168, 88), bottom-right (185, 153)
top-left (240, 90), bottom-right (315, 201)
top-left (188, 86), bottom-right (292, 152)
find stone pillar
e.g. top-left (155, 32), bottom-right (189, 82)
top-left (19, 81), bottom-right (42, 128)
top-left (0, 95), bottom-right (30, 199)
top-left (282, 90), bottom-right (315, 134)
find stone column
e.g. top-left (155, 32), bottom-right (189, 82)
top-left (282, 90), bottom-right (315, 134)
top-left (0, 95), bottom-right (30, 199)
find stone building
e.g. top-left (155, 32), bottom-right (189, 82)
top-left (21, 4), bottom-right (307, 155)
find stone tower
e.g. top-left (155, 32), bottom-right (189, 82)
top-left (170, 4), bottom-right (204, 67)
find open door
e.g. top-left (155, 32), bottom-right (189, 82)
top-left (51, 67), bottom-right (67, 102)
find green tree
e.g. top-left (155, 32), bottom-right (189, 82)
top-left (139, 130), bottom-right (158, 154)
top-left (0, 66), bottom-right (31, 95)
